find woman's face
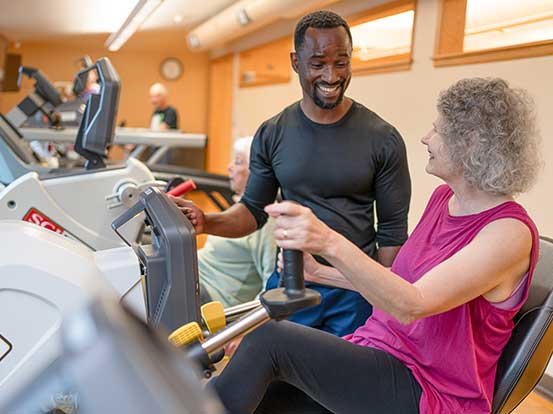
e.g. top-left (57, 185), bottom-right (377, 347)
top-left (227, 151), bottom-right (249, 195)
top-left (420, 117), bottom-right (457, 180)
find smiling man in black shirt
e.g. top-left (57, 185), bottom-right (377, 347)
top-left (174, 10), bottom-right (411, 336)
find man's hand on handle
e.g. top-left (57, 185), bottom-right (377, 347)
top-left (169, 195), bottom-right (206, 234)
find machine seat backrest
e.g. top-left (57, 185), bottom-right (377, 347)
top-left (492, 236), bottom-right (553, 414)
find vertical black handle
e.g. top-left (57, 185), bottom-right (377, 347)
top-left (282, 250), bottom-right (304, 297)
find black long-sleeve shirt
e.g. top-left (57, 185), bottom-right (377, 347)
top-left (240, 101), bottom-right (411, 260)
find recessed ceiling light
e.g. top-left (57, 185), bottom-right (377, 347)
top-left (188, 34), bottom-right (200, 49)
top-left (236, 9), bottom-right (252, 26)
top-left (174, 15), bottom-right (183, 24)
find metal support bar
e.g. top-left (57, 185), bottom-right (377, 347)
top-left (147, 146), bottom-right (170, 164)
top-left (223, 300), bottom-right (261, 322)
top-left (201, 307), bottom-right (270, 355)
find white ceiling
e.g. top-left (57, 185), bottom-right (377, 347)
top-left (0, 0), bottom-right (237, 41)
top-left (1, 0), bottom-right (551, 46)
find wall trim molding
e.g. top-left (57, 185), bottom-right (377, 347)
top-left (433, 39), bottom-right (553, 67)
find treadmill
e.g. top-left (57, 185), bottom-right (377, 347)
top-left (0, 64), bottom-right (233, 209)
top-left (0, 57), bottom-right (123, 185)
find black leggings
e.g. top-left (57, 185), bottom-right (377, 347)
top-left (212, 320), bottom-right (422, 414)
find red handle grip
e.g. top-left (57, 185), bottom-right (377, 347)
top-left (167, 179), bottom-right (197, 197)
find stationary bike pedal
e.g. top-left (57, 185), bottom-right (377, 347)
top-left (168, 322), bottom-right (204, 347)
top-left (201, 301), bottom-right (226, 334)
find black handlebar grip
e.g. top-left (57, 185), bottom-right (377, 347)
top-left (282, 249), bottom-right (304, 296)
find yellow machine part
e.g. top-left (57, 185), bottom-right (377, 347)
top-left (168, 301), bottom-right (227, 347)
top-left (168, 322), bottom-right (203, 347)
top-left (201, 301), bottom-right (226, 334)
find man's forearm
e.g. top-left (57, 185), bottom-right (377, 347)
top-left (205, 203), bottom-right (258, 238)
top-left (377, 245), bottom-right (402, 267)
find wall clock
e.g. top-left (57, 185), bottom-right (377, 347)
top-left (160, 57), bottom-right (183, 81)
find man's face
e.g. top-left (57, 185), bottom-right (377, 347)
top-left (292, 27), bottom-right (352, 110)
top-left (150, 92), bottom-right (166, 110)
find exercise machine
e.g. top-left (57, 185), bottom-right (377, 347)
top-left (0, 57), bottom-right (165, 250)
top-left (0, 186), bottom-right (200, 406)
top-left (18, 125), bottom-right (235, 208)
top-left (5, 64), bottom-right (85, 168)
top-left (7, 56), bottom-right (95, 130)
top-left (4, 59), bottom-right (231, 206)
top-left (0, 186), bottom-right (320, 413)
top-left (170, 249), bottom-right (320, 378)
top-left (1, 296), bottom-right (224, 414)
top-left (154, 164), bottom-right (234, 210)
top-left (0, 58), bottom-right (226, 254)
top-left (6, 66), bottom-right (65, 129)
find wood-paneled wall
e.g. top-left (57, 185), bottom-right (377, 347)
top-left (239, 36), bottom-right (292, 88)
top-left (206, 54), bottom-right (234, 174)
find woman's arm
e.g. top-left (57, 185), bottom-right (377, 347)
top-left (266, 202), bottom-right (532, 324)
top-left (277, 251), bottom-right (356, 290)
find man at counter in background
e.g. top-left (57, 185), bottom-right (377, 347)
top-left (149, 83), bottom-right (179, 130)
top-left (118, 82), bottom-right (180, 160)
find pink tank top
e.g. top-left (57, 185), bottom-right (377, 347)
top-left (346, 185), bottom-right (539, 413)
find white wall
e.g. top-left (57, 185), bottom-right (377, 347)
top-left (230, 0), bottom-right (553, 239)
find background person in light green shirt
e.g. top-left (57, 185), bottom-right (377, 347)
top-left (198, 137), bottom-right (276, 307)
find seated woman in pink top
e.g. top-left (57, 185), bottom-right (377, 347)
top-left (211, 78), bottom-right (541, 414)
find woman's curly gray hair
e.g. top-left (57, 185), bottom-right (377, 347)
top-left (437, 77), bottom-right (540, 196)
